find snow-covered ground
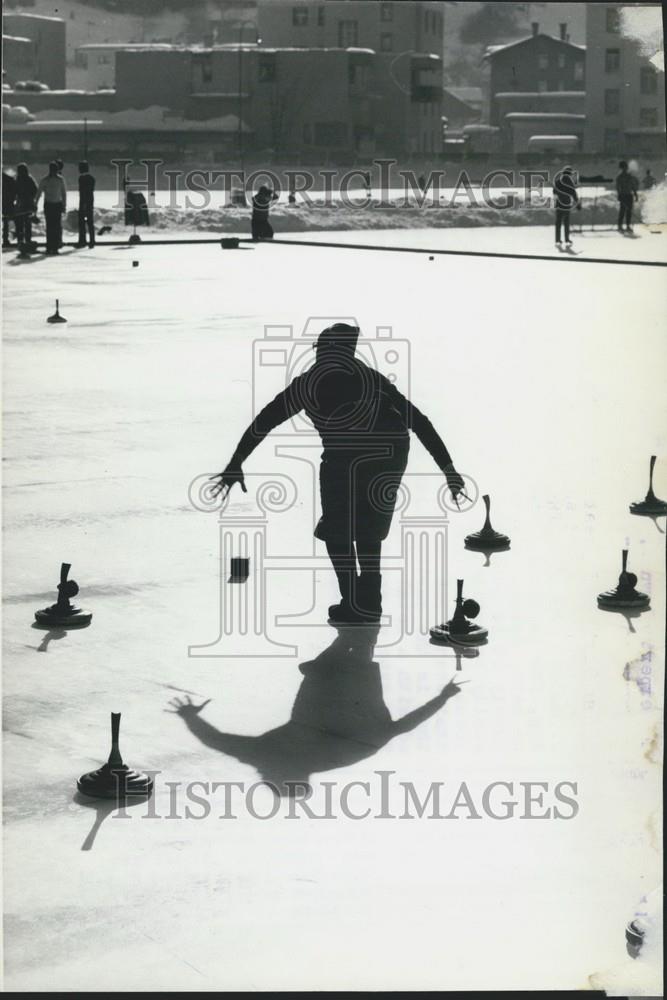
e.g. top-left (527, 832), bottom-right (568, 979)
top-left (2, 224), bottom-right (664, 992)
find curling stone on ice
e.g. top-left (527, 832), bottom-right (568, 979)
top-left (47, 299), bottom-right (67, 324)
top-left (629, 456), bottom-right (667, 516)
top-left (34, 562), bottom-right (92, 628)
top-left (464, 494), bottom-right (510, 551)
top-left (77, 712), bottom-right (153, 800)
top-left (430, 579), bottom-right (489, 645)
top-left (597, 549), bottom-right (650, 610)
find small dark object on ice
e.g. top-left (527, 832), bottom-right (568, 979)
top-left (47, 299), bottom-right (67, 324)
top-left (34, 562), bottom-right (92, 628)
top-left (629, 455), bottom-right (667, 516)
top-left (229, 557), bottom-right (249, 582)
top-left (77, 712), bottom-right (153, 801)
top-left (597, 549), bottom-right (650, 610)
top-left (430, 579), bottom-right (488, 645)
top-left (464, 494), bottom-right (510, 551)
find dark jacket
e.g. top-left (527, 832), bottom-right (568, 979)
top-left (78, 172), bottom-right (95, 205)
top-left (553, 173), bottom-right (579, 210)
top-left (15, 172), bottom-right (38, 210)
top-left (616, 171), bottom-right (638, 199)
top-left (232, 360), bottom-right (449, 465)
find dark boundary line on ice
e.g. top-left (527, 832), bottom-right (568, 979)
top-left (51, 238), bottom-right (667, 267)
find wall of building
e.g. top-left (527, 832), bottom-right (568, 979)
top-left (584, 2), bottom-right (665, 156)
top-left (3, 13), bottom-right (66, 89)
top-left (115, 49), bottom-right (193, 115)
top-left (3, 34), bottom-right (37, 85)
top-left (488, 34), bottom-right (585, 124)
top-left (257, 1), bottom-right (443, 55)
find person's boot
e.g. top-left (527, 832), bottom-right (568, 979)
top-left (353, 572), bottom-right (382, 624)
top-left (328, 566), bottom-right (358, 624)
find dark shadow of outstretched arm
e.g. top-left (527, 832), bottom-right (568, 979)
top-left (391, 679), bottom-right (463, 737)
top-left (166, 696), bottom-right (255, 761)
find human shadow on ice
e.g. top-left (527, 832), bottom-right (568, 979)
top-left (167, 625), bottom-right (463, 797)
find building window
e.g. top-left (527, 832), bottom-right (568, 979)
top-left (640, 107), bottom-right (658, 126)
top-left (557, 53), bottom-right (565, 68)
top-left (574, 61), bottom-right (584, 81)
top-left (380, 2), bottom-right (393, 21)
top-left (258, 56), bottom-right (276, 82)
top-left (538, 54), bottom-right (548, 70)
top-left (292, 6), bottom-right (308, 26)
top-left (317, 6), bottom-right (325, 26)
top-left (604, 127), bottom-right (621, 151)
top-left (606, 7), bottom-right (620, 33)
top-left (538, 80), bottom-right (547, 92)
top-left (381, 32), bottom-right (393, 52)
top-left (640, 65), bottom-right (657, 94)
top-left (338, 19), bottom-right (358, 47)
top-left (605, 48), bottom-right (620, 72)
top-left (604, 88), bottom-right (620, 114)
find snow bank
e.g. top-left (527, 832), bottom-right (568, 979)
top-left (63, 193), bottom-right (627, 234)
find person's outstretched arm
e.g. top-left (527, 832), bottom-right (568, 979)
top-left (383, 376), bottom-right (465, 498)
top-left (211, 378), bottom-right (303, 497)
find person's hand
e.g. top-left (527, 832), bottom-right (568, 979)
top-left (441, 677), bottom-right (464, 699)
top-left (165, 695), bottom-right (211, 717)
top-left (443, 463), bottom-right (466, 505)
top-left (209, 464), bottom-right (247, 500)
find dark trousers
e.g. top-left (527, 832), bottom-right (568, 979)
top-left (618, 195), bottom-right (634, 229)
top-left (251, 215), bottom-right (273, 240)
top-left (555, 207), bottom-right (571, 242)
top-left (2, 213), bottom-right (12, 245)
top-left (44, 202), bottom-right (63, 252)
top-left (78, 201), bottom-right (95, 245)
top-left (15, 208), bottom-right (33, 245)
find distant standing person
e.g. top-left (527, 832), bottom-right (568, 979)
top-left (36, 161), bottom-right (67, 254)
top-left (642, 168), bottom-right (656, 191)
top-left (2, 170), bottom-right (17, 248)
top-left (14, 163), bottom-right (38, 246)
top-left (251, 184), bottom-right (279, 240)
top-left (76, 160), bottom-right (96, 248)
top-left (616, 160), bottom-right (639, 233)
top-left (552, 165), bottom-right (581, 246)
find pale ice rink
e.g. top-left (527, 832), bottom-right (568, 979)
top-left (2, 224), bottom-right (664, 992)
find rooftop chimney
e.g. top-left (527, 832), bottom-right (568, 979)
top-left (531, 22), bottom-right (539, 37)
top-left (559, 22), bottom-right (568, 41)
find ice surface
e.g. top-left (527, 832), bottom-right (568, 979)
top-left (2, 225), bottom-right (664, 992)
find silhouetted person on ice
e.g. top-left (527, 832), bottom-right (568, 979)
top-left (616, 160), bottom-right (639, 233)
top-left (251, 184), bottom-right (278, 240)
top-left (2, 170), bottom-right (17, 248)
top-left (552, 165), bottom-right (580, 246)
top-left (76, 160), bottom-right (96, 248)
top-left (14, 163), bottom-right (38, 247)
top-left (168, 626), bottom-right (463, 797)
top-left (36, 161), bottom-right (67, 254)
top-left (211, 322), bottom-right (465, 625)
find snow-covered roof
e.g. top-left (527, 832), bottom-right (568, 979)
top-left (495, 91), bottom-right (585, 99)
top-left (484, 34), bottom-right (585, 59)
top-left (3, 34), bottom-right (33, 44)
top-left (444, 86), bottom-right (483, 104)
top-left (528, 134), bottom-right (579, 142)
top-left (14, 105), bottom-right (252, 133)
top-left (505, 112), bottom-right (585, 120)
top-left (4, 12), bottom-right (65, 23)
